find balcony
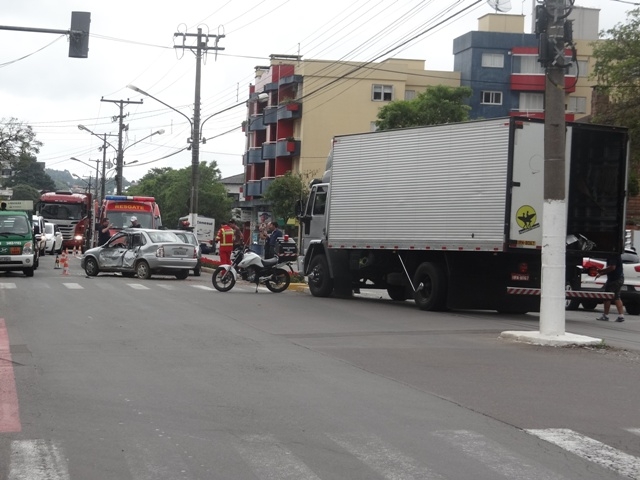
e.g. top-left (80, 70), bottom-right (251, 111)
top-left (248, 114), bottom-right (266, 131)
top-left (276, 138), bottom-right (300, 157)
top-left (278, 75), bottom-right (303, 87)
top-left (264, 81), bottom-right (278, 92)
top-left (263, 106), bottom-right (277, 125)
top-left (261, 177), bottom-right (275, 193)
top-left (276, 102), bottom-right (302, 121)
top-left (262, 142), bottom-right (276, 160)
top-left (245, 147), bottom-right (264, 165)
top-left (245, 181), bottom-right (262, 197)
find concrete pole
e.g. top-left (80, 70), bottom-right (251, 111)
top-left (190, 28), bottom-right (203, 215)
top-left (100, 134), bottom-right (107, 203)
top-left (539, 0), bottom-right (569, 336)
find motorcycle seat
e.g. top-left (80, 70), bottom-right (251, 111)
top-left (262, 257), bottom-right (279, 267)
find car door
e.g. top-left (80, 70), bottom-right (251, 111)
top-left (98, 232), bottom-right (130, 269)
top-left (122, 232), bottom-right (144, 269)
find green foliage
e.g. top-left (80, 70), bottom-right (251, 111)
top-left (11, 183), bottom-right (41, 204)
top-left (6, 153), bottom-right (56, 191)
top-left (376, 85), bottom-right (472, 131)
top-left (262, 171), bottom-right (310, 221)
top-left (0, 118), bottom-right (42, 168)
top-left (126, 161), bottom-right (232, 228)
top-left (591, 8), bottom-right (640, 195)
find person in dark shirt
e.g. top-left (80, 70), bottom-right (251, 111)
top-left (97, 218), bottom-right (113, 246)
top-left (596, 253), bottom-right (625, 322)
top-left (265, 221), bottom-right (283, 259)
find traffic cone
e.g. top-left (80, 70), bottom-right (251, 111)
top-left (60, 250), bottom-right (69, 275)
top-left (54, 254), bottom-right (60, 269)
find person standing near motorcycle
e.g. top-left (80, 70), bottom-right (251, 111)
top-left (228, 218), bottom-right (244, 249)
top-left (216, 220), bottom-right (235, 265)
top-left (264, 221), bottom-right (283, 259)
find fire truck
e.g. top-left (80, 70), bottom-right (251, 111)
top-left (37, 191), bottom-right (92, 252)
top-left (98, 195), bottom-right (162, 236)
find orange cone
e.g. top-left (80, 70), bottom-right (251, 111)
top-left (61, 250), bottom-right (69, 275)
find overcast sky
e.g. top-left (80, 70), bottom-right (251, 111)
top-left (0, 0), bottom-right (635, 183)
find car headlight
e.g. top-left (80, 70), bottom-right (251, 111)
top-left (22, 241), bottom-right (34, 255)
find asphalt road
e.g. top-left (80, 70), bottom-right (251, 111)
top-left (0, 253), bottom-right (639, 479)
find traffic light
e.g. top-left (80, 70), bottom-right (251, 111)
top-left (69, 11), bottom-right (90, 58)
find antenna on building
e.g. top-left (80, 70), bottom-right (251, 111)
top-left (487, 0), bottom-right (512, 12)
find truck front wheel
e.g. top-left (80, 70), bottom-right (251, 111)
top-left (308, 255), bottom-right (333, 297)
top-left (413, 262), bottom-right (447, 311)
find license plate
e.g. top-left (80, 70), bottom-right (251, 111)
top-left (174, 249), bottom-right (187, 255)
top-left (0, 257), bottom-right (10, 262)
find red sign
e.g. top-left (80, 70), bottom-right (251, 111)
top-left (109, 203), bottom-right (151, 212)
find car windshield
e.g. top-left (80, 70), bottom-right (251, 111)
top-left (45, 223), bottom-right (54, 235)
top-left (0, 216), bottom-right (30, 235)
top-left (108, 212), bottom-right (154, 229)
top-left (148, 231), bottom-right (181, 243)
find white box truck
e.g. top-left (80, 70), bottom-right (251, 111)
top-left (298, 117), bottom-right (629, 313)
top-left (178, 214), bottom-right (215, 250)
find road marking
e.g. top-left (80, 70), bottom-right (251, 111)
top-left (0, 318), bottom-right (21, 433)
top-left (157, 284), bottom-right (176, 290)
top-left (9, 439), bottom-right (69, 480)
top-left (234, 434), bottom-right (322, 480)
top-left (434, 430), bottom-right (563, 480)
top-left (628, 429), bottom-right (640, 437)
top-left (0, 283), bottom-right (16, 289)
top-left (192, 285), bottom-right (215, 291)
top-left (62, 283), bottom-right (83, 289)
top-left (327, 432), bottom-right (444, 479)
top-left (526, 428), bottom-right (640, 479)
top-left (128, 283), bottom-right (150, 290)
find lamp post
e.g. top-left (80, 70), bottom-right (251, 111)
top-left (70, 157), bottom-right (99, 199)
top-left (127, 84), bottom-right (200, 215)
top-left (78, 125), bottom-right (118, 203)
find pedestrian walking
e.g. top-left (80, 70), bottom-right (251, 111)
top-left (596, 252), bottom-right (625, 322)
top-left (264, 221), bottom-right (283, 259)
top-left (215, 220), bottom-right (234, 265)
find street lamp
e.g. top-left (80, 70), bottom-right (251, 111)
top-left (78, 125), bottom-right (118, 203)
top-left (70, 157), bottom-right (99, 200)
top-left (128, 84), bottom-right (200, 215)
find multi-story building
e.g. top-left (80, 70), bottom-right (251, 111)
top-left (242, 54), bottom-right (460, 224)
top-left (453, 7), bottom-right (600, 121)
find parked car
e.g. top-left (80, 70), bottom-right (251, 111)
top-left (44, 222), bottom-right (63, 254)
top-left (569, 248), bottom-right (640, 315)
top-left (81, 228), bottom-right (197, 279)
top-left (169, 230), bottom-right (202, 276)
top-left (32, 215), bottom-right (47, 256)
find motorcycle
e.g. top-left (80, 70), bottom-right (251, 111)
top-left (211, 246), bottom-right (293, 293)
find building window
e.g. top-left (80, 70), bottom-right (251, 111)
top-left (519, 92), bottom-right (544, 111)
top-left (481, 53), bottom-right (504, 68)
top-left (567, 60), bottom-right (588, 77)
top-left (567, 96), bottom-right (587, 114)
top-left (513, 55), bottom-right (545, 74)
top-left (372, 84), bottom-right (393, 101)
top-left (404, 90), bottom-right (416, 100)
top-left (481, 91), bottom-right (503, 105)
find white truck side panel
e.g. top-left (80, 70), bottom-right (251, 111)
top-left (328, 119), bottom-right (513, 250)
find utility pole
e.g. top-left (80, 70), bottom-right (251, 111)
top-left (101, 98), bottom-right (143, 194)
top-left (537, 0), bottom-right (571, 335)
top-left (173, 27), bottom-right (224, 214)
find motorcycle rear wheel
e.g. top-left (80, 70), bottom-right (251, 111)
top-left (265, 268), bottom-right (291, 293)
top-left (212, 266), bottom-right (236, 292)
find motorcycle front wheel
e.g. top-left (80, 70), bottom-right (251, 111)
top-left (265, 268), bottom-right (291, 293)
top-left (212, 266), bottom-right (236, 292)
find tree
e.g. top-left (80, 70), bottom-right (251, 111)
top-left (126, 161), bottom-right (232, 229)
top-left (0, 118), bottom-right (42, 171)
top-left (376, 85), bottom-right (472, 131)
top-left (262, 171), bottom-right (310, 222)
top-left (10, 183), bottom-right (41, 204)
top-left (591, 8), bottom-right (640, 194)
top-left (6, 152), bottom-right (55, 191)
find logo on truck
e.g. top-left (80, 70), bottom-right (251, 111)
top-left (516, 205), bottom-right (540, 233)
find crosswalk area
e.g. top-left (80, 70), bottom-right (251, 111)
top-left (6, 427), bottom-right (640, 479)
top-left (0, 280), bottom-right (218, 293)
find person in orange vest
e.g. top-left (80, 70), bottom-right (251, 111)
top-left (215, 220), bottom-right (235, 265)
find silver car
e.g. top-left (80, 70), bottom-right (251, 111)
top-left (169, 230), bottom-right (202, 276)
top-left (81, 228), bottom-right (197, 279)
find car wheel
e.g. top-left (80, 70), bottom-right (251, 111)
top-left (194, 263), bottom-right (201, 277)
top-left (581, 300), bottom-right (598, 311)
top-left (136, 261), bottom-right (152, 279)
top-left (175, 270), bottom-right (189, 280)
top-left (84, 257), bottom-right (99, 277)
top-left (625, 303), bottom-right (640, 315)
top-left (23, 267), bottom-right (34, 277)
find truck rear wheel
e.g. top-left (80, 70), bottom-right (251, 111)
top-left (308, 255), bottom-right (333, 297)
top-left (413, 262), bottom-right (447, 311)
top-left (565, 282), bottom-right (581, 310)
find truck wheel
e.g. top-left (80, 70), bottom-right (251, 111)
top-left (625, 303), bottom-right (640, 315)
top-left (581, 300), bottom-right (598, 311)
top-left (84, 257), bottom-right (99, 277)
top-left (23, 267), bottom-right (34, 277)
top-left (308, 255), bottom-right (333, 297)
top-left (387, 286), bottom-right (407, 301)
top-left (413, 262), bottom-right (447, 311)
top-left (136, 261), bottom-right (152, 279)
top-left (565, 282), bottom-right (581, 310)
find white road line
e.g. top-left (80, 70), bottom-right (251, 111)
top-left (434, 430), bottom-right (565, 480)
top-left (628, 429), bottom-right (640, 437)
top-left (0, 283), bottom-right (16, 289)
top-left (191, 285), bottom-right (215, 291)
top-left (9, 439), bottom-right (70, 480)
top-left (124, 441), bottom-right (193, 480)
top-left (62, 283), bottom-right (83, 289)
top-left (234, 434), bottom-right (322, 480)
top-left (128, 283), bottom-right (150, 290)
top-left (526, 428), bottom-right (640, 479)
top-left (327, 432), bottom-right (444, 480)
top-left (157, 284), bottom-right (175, 290)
